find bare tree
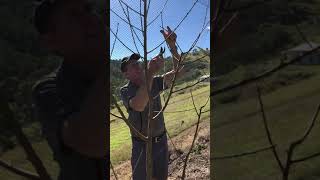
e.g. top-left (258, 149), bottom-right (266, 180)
top-left (110, 0), bottom-right (211, 179)
top-left (0, 102), bottom-right (52, 180)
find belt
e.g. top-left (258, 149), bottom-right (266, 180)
top-left (132, 132), bottom-right (166, 143)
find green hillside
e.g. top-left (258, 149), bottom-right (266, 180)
top-left (110, 48), bottom-right (210, 100)
top-left (213, 66), bottom-right (320, 180)
top-left (215, 0), bottom-right (320, 75)
top-left (213, 0), bottom-right (320, 179)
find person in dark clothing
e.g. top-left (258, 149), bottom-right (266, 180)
top-left (31, 0), bottom-right (108, 179)
top-left (120, 26), bottom-right (184, 180)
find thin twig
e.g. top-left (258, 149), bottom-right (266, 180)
top-left (165, 127), bottom-right (179, 153)
top-left (213, 145), bottom-right (275, 160)
top-left (110, 112), bottom-right (125, 120)
top-left (110, 23), bottom-right (119, 58)
top-left (283, 102), bottom-right (320, 180)
top-left (110, 161), bottom-right (118, 180)
top-left (110, 27), bottom-right (137, 54)
top-left (183, 54), bottom-right (209, 66)
top-left (111, 95), bottom-right (147, 141)
top-left (294, 103), bottom-right (320, 146)
top-left (181, 94), bottom-right (209, 179)
top-left (7, 110), bottom-right (52, 180)
top-left (219, 12), bottom-right (239, 34)
top-left (292, 152), bottom-right (320, 163)
top-left (211, 46), bottom-right (320, 97)
top-left (117, 0), bottom-right (144, 16)
top-left (201, 0), bottom-right (209, 30)
top-left (172, 76), bottom-right (210, 94)
top-left (140, 0), bottom-right (144, 32)
top-left (147, 0), bottom-right (170, 27)
top-left (129, 149), bottom-right (144, 180)
top-left (223, 0), bottom-right (267, 13)
top-left (126, 7), bottom-right (141, 54)
top-left (117, 0), bottom-right (144, 48)
top-left (110, 9), bottom-right (143, 32)
top-left (147, 0), bottom-right (151, 16)
top-left (257, 86), bottom-right (284, 171)
top-left (287, 7), bottom-right (313, 48)
top-left (147, 0), bottom-right (200, 54)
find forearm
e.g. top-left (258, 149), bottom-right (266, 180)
top-left (130, 73), bottom-right (154, 111)
top-left (163, 53), bottom-right (185, 87)
top-left (170, 47), bottom-right (180, 71)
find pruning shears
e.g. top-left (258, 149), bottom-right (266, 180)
top-left (158, 47), bottom-right (166, 59)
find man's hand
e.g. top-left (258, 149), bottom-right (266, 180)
top-left (148, 55), bottom-right (164, 76)
top-left (160, 26), bottom-right (177, 51)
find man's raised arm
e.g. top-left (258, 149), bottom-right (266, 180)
top-left (160, 26), bottom-right (185, 87)
top-left (129, 57), bottom-right (165, 112)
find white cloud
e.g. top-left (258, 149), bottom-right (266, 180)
top-left (206, 26), bottom-right (210, 30)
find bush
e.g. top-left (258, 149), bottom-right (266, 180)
top-left (216, 90), bottom-right (241, 104)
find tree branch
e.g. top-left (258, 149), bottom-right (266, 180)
top-left (14, 125), bottom-right (52, 180)
top-left (147, 0), bottom-right (200, 54)
top-left (292, 151), bottom-right (320, 164)
top-left (211, 46), bottom-right (320, 97)
top-left (110, 23), bottom-right (119, 58)
top-left (213, 145), bottom-right (275, 160)
top-left (181, 92), bottom-right (209, 179)
top-left (110, 161), bottom-right (118, 180)
top-left (110, 9), bottom-right (143, 32)
top-left (111, 95), bottom-right (148, 141)
top-left (257, 86), bottom-right (284, 171)
top-left (0, 158), bottom-right (40, 180)
top-left (110, 27), bottom-right (137, 54)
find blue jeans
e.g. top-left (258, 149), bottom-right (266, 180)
top-left (131, 135), bottom-right (169, 180)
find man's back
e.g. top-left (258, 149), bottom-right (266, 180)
top-left (32, 62), bottom-right (106, 180)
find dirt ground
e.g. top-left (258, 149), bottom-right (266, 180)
top-left (110, 120), bottom-right (210, 180)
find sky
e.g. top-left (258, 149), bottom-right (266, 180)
top-left (110, 0), bottom-right (211, 60)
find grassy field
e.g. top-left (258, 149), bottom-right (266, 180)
top-left (110, 82), bottom-right (210, 165)
top-left (0, 81), bottom-right (209, 179)
top-left (213, 66), bottom-right (320, 180)
top-left (0, 139), bottom-right (59, 180)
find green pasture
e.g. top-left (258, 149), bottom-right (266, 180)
top-left (213, 66), bottom-right (320, 180)
top-left (110, 82), bottom-right (210, 165)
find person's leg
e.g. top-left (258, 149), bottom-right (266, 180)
top-left (131, 140), bottom-right (147, 180)
top-left (153, 136), bottom-right (169, 180)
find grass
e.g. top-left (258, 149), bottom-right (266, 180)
top-left (0, 140), bottom-right (59, 180)
top-left (110, 82), bottom-right (210, 165)
top-left (1, 57), bottom-right (318, 179)
top-left (0, 80), bottom-right (209, 179)
top-left (212, 66), bottom-right (320, 180)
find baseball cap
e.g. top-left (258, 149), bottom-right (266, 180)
top-left (121, 53), bottom-right (141, 72)
top-left (33, 0), bottom-right (61, 34)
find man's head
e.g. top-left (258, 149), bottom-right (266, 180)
top-left (121, 53), bottom-right (144, 83)
top-left (34, 0), bottom-right (106, 63)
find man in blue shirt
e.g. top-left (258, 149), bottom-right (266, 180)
top-left (120, 27), bottom-right (184, 180)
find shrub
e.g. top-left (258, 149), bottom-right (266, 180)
top-left (216, 90), bottom-right (241, 104)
